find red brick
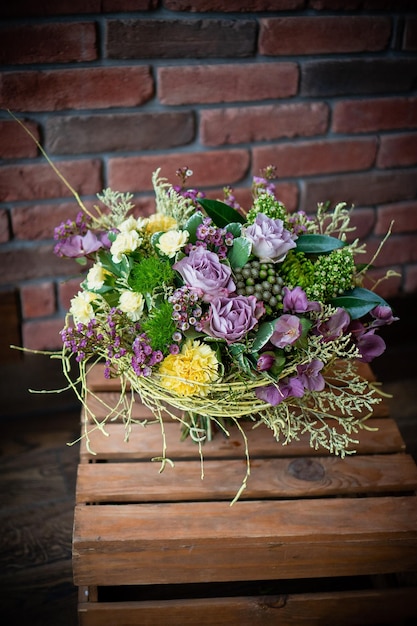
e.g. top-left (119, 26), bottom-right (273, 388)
top-left (0, 67), bottom-right (153, 112)
top-left (375, 201), bottom-right (417, 236)
top-left (332, 97), bottom-right (417, 134)
top-left (310, 0), bottom-right (416, 9)
top-left (158, 63), bottom-right (298, 105)
top-left (0, 1), bottom-right (156, 16)
top-left (404, 264), bottom-right (417, 293)
top-left (0, 120), bottom-right (40, 159)
top-left (108, 150), bottom-right (250, 192)
top-left (22, 317), bottom-right (66, 351)
top-left (301, 59), bottom-right (417, 97)
top-left (253, 138), bottom-right (377, 178)
top-left (20, 282), bottom-right (56, 319)
top-left (302, 170), bottom-right (417, 213)
top-left (0, 244), bottom-right (76, 285)
top-left (11, 202), bottom-right (82, 241)
top-left (308, 1), bottom-right (362, 8)
top-left (0, 160), bottom-right (102, 203)
top-left (106, 19), bottom-right (256, 59)
top-left (0, 23), bottom-right (97, 65)
top-left (103, 1), bottom-right (158, 10)
top-left (346, 208), bottom-right (376, 241)
top-left (377, 133), bottom-right (417, 169)
top-left (201, 103), bottom-right (329, 146)
top-left (363, 267), bottom-right (402, 300)
top-left (45, 112), bottom-right (195, 155)
top-left (259, 16), bottom-right (391, 56)
top-left (363, 234), bottom-right (417, 269)
top-left (403, 17), bottom-right (417, 51)
top-left (164, 0), bottom-right (304, 9)
top-left (58, 277), bottom-right (83, 310)
top-left (0, 208), bottom-right (10, 243)
top-left (0, 0), bottom-right (100, 17)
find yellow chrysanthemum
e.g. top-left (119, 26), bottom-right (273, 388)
top-left (146, 213), bottom-right (177, 235)
top-left (158, 339), bottom-right (219, 397)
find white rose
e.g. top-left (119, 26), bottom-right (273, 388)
top-left (157, 230), bottom-right (189, 258)
top-left (110, 230), bottom-right (141, 263)
top-left (118, 290), bottom-right (145, 321)
top-left (70, 291), bottom-right (97, 325)
top-left (85, 264), bottom-right (107, 290)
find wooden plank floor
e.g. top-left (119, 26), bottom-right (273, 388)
top-left (1, 332), bottom-right (416, 625)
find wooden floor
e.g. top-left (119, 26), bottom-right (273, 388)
top-left (1, 299), bottom-right (416, 625)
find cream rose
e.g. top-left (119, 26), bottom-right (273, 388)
top-left (118, 290), bottom-right (145, 321)
top-left (157, 230), bottom-right (189, 258)
top-left (118, 215), bottom-right (140, 232)
top-left (70, 291), bottom-right (97, 325)
top-left (110, 230), bottom-right (141, 263)
top-left (85, 264), bottom-right (107, 290)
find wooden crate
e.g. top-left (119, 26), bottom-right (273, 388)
top-left (73, 364), bottom-right (417, 625)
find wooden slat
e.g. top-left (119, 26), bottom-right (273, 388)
top-left (78, 418), bottom-right (406, 463)
top-left (76, 453), bottom-right (417, 503)
top-left (78, 587), bottom-right (417, 626)
top-left (73, 497), bottom-right (417, 586)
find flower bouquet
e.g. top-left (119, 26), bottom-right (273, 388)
top-left (53, 164), bottom-right (397, 497)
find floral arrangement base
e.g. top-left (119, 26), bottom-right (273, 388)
top-left (73, 362), bottom-right (417, 626)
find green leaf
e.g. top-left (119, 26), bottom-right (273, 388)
top-left (296, 234), bottom-right (345, 254)
top-left (98, 249), bottom-right (128, 278)
top-left (226, 222), bottom-right (242, 237)
top-left (228, 236), bottom-right (252, 268)
top-left (252, 319), bottom-right (277, 352)
top-left (184, 211), bottom-right (204, 243)
top-left (197, 198), bottom-right (245, 227)
top-left (330, 287), bottom-right (388, 320)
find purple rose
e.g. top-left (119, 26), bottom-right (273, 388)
top-left (173, 247), bottom-right (235, 303)
top-left (244, 213), bottom-right (297, 263)
top-left (206, 295), bottom-right (264, 343)
top-left (270, 314), bottom-right (302, 348)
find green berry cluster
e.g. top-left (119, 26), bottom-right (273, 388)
top-left (234, 260), bottom-right (284, 316)
top-left (246, 193), bottom-right (287, 224)
top-left (309, 247), bottom-right (356, 301)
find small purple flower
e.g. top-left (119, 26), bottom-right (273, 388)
top-left (256, 351), bottom-right (275, 372)
top-left (356, 330), bottom-right (386, 362)
top-left (297, 360), bottom-right (325, 392)
top-left (206, 295), bottom-right (264, 343)
top-left (244, 213), bottom-right (297, 263)
top-left (54, 230), bottom-right (103, 258)
top-left (255, 376), bottom-right (304, 406)
top-left (316, 307), bottom-right (350, 343)
top-left (173, 247), bottom-right (235, 303)
top-left (370, 305), bottom-right (399, 328)
top-left (270, 314), bottom-right (302, 349)
top-left (282, 286), bottom-right (320, 314)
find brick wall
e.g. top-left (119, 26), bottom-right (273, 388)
top-left (0, 0), bottom-right (416, 351)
